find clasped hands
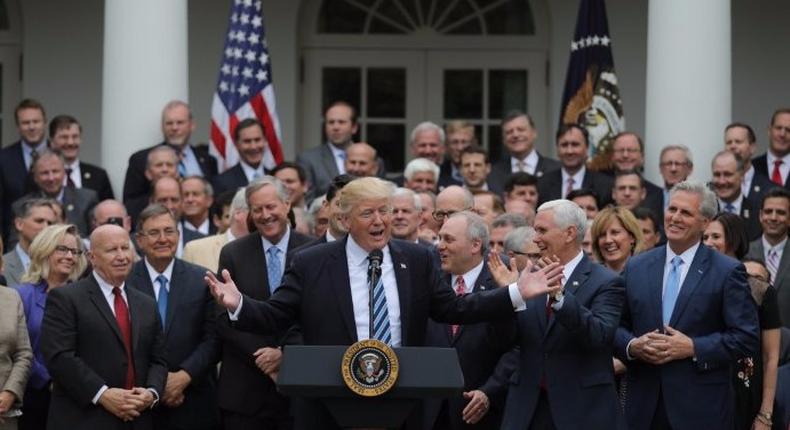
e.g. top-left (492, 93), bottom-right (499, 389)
top-left (98, 387), bottom-right (155, 421)
top-left (628, 326), bottom-right (695, 365)
top-left (253, 347), bottom-right (282, 382)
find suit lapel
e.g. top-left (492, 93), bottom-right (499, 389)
top-left (126, 288), bottom-right (144, 351)
top-left (165, 260), bottom-right (187, 336)
top-left (321, 144), bottom-right (340, 177)
top-left (776, 242), bottom-right (790, 291)
top-left (87, 277), bottom-right (126, 349)
top-left (389, 242), bottom-right (411, 345)
top-left (669, 245), bottom-right (709, 327)
top-left (330, 239), bottom-right (357, 342)
top-left (647, 249), bottom-right (666, 330)
top-left (545, 256), bottom-right (591, 337)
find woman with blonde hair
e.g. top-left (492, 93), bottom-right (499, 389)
top-left (14, 224), bottom-right (86, 430)
top-left (590, 207), bottom-right (644, 274)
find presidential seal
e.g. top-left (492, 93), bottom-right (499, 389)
top-left (341, 339), bottom-right (399, 397)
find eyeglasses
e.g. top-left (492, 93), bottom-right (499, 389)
top-left (141, 228), bottom-right (178, 240)
top-left (660, 161), bottom-right (689, 168)
top-left (613, 148), bottom-right (640, 155)
top-left (511, 250), bottom-right (542, 260)
top-left (432, 207), bottom-right (472, 221)
top-left (54, 245), bottom-right (83, 256)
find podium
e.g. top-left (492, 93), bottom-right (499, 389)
top-left (278, 345), bottom-right (464, 429)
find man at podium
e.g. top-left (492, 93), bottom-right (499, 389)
top-left (206, 176), bottom-right (563, 430)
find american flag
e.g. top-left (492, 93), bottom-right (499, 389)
top-left (210, 0), bottom-right (283, 172)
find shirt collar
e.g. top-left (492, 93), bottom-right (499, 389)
top-left (451, 259), bottom-right (485, 290)
top-left (184, 218), bottom-right (210, 234)
top-left (511, 150), bottom-right (538, 173)
top-left (23, 140), bottom-right (47, 155)
top-left (763, 236), bottom-right (788, 253)
top-left (718, 194), bottom-right (744, 214)
top-left (768, 151), bottom-right (790, 166)
top-left (563, 250), bottom-right (585, 284)
top-left (15, 243), bottom-right (31, 269)
top-left (347, 234), bottom-right (390, 268)
top-left (239, 159), bottom-right (265, 182)
top-left (561, 166), bottom-right (586, 188)
top-left (143, 257), bottom-right (175, 287)
top-left (226, 229), bottom-right (237, 242)
top-left (326, 230), bottom-right (339, 242)
top-left (261, 226), bottom-right (291, 255)
top-left (328, 142), bottom-right (346, 158)
top-left (665, 241), bottom-right (701, 267)
top-left (93, 271), bottom-right (126, 294)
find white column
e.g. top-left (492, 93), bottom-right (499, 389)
top-left (101, 0), bottom-right (189, 197)
top-left (644, 0), bottom-right (731, 185)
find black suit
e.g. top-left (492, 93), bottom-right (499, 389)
top-left (423, 263), bottom-right (515, 430)
top-left (753, 153), bottom-right (790, 189)
top-left (17, 187), bottom-right (99, 236)
top-left (231, 238), bottom-right (516, 429)
top-left (487, 152), bottom-right (560, 196)
top-left (642, 179), bottom-right (665, 218)
top-left (537, 168), bottom-right (614, 206)
top-left (123, 143), bottom-right (217, 210)
top-left (437, 159), bottom-right (463, 189)
top-left (79, 161), bottom-right (115, 201)
top-left (211, 164), bottom-right (249, 196)
top-left (40, 274), bottom-right (168, 430)
top-left (216, 229), bottom-right (312, 428)
top-left (129, 259), bottom-right (221, 430)
top-left (746, 169), bottom-right (777, 204)
top-left (735, 195), bottom-right (763, 241)
top-left (0, 141), bottom-right (32, 241)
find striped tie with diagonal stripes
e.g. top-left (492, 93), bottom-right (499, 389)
top-left (371, 276), bottom-right (392, 345)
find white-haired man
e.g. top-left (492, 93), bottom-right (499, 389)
top-left (183, 188), bottom-right (249, 272)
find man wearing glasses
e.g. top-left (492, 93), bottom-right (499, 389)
top-left (658, 145), bottom-right (694, 210)
top-left (609, 132), bottom-right (664, 217)
top-left (433, 186), bottom-right (475, 228)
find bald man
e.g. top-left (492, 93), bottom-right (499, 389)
top-left (344, 142), bottom-right (379, 177)
top-left (41, 225), bottom-right (167, 429)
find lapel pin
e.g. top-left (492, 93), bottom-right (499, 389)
top-left (84, 172), bottom-right (91, 179)
top-left (400, 263), bottom-right (407, 269)
top-left (755, 185), bottom-right (761, 192)
top-left (536, 171), bottom-right (543, 178)
top-left (572, 281), bottom-right (579, 286)
top-left (67, 204), bottom-right (74, 211)
top-left (744, 209), bottom-right (750, 218)
top-left (698, 269), bottom-right (703, 274)
top-left (480, 286), bottom-right (486, 290)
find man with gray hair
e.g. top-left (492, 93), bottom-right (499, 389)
top-left (403, 157), bottom-right (440, 193)
top-left (183, 188), bottom-right (249, 273)
top-left (502, 199), bottom-right (625, 429)
top-left (425, 211), bottom-right (515, 429)
top-left (434, 185), bottom-right (475, 229)
top-left (503, 226), bottom-right (541, 272)
top-left (410, 121), bottom-right (456, 188)
top-left (615, 180), bottom-right (759, 429)
top-left (489, 213), bottom-right (528, 255)
top-left (391, 187), bottom-right (425, 245)
top-left (710, 150), bottom-right (762, 239)
top-left (658, 144), bottom-right (694, 210)
top-left (181, 176), bottom-right (216, 236)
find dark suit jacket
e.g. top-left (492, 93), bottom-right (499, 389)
top-left (501, 254), bottom-right (625, 430)
top-left (747, 169), bottom-right (778, 203)
top-left (296, 144), bottom-right (339, 198)
top-left (215, 229), bottom-right (312, 417)
top-left (614, 244), bottom-right (760, 430)
top-left (642, 179), bottom-right (665, 218)
top-left (487, 152), bottom-right (560, 196)
top-left (424, 263), bottom-right (515, 430)
top-left (210, 163), bottom-right (248, 196)
top-left (739, 195), bottom-right (763, 241)
top-left (437, 158), bottom-right (462, 189)
top-left (0, 142), bottom-right (30, 240)
top-left (129, 259), bottom-right (220, 429)
top-left (537, 168), bottom-right (614, 206)
top-left (79, 161), bottom-right (115, 201)
top-left (753, 153), bottom-right (790, 189)
top-left (746, 237), bottom-right (790, 326)
top-left (232, 238), bottom-right (516, 429)
top-left (17, 187), bottom-right (99, 236)
top-left (40, 275), bottom-right (168, 430)
top-left (123, 143), bottom-right (217, 207)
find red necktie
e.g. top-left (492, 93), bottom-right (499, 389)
top-left (772, 160), bottom-right (783, 185)
top-left (112, 287), bottom-right (135, 389)
top-left (451, 277), bottom-right (466, 336)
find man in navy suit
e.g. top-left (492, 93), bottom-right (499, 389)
top-left (615, 180), bottom-right (760, 430)
top-left (211, 118), bottom-right (270, 195)
top-left (0, 98), bottom-right (49, 242)
top-left (710, 151), bottom-right (762, 240)
top-left (724, 122), bottom-right (776, 203)
top-left (206, 177), bottom-right (564, 430)
top-left (130, 203), bottom-right (220, 430)
top-left (501, 199), bottom-right (624, 429)
top-left (424, 211), bottom-right (515, 429)
top-left (537, 124), bottom-right (613, 206)
top-left (752, 108), bottom-right (790, 189)
top-left (49, 114), bottom-right (115, 201)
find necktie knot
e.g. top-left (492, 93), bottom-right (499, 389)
top-left (724, 203), bottom-right (736, 213)
top-left (454, 276), bottom-right (466, 296)
top-left (671, 256), bottom-right (683, 269)
top-left (156, 274), bottom-right (168, 288)
top-left (112, 286), bottom-right (123, 297)
top-left (775, 160), bottom-right (783, 168)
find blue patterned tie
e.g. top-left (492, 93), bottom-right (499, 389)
top-left (178, 160), bottom-right (187, 177)
top-left (156, 275), bottom-right (169, 330)
top-left (662, 257), bottom-right (683, 325)
top-left (724, 203), bottom-right (736, 214)
top-left (267, 247), bottom-right (282, 294)
top-left (371, 275), bottom-right (392, 345)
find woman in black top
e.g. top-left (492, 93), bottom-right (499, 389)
top-left (703, 213), bottom-right (781, 429)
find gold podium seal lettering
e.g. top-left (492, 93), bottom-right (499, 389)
top-left (341, 339), bottom-right (399, 397)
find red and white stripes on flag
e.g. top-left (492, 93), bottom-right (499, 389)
top-left (209, 0), bottom-right (283, 172)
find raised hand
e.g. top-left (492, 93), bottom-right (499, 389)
top-left (517, 259), bottom-right (564, 301)
top-left (204, 269), bottom-right (242, 312)
top-left (487, 252), bottom-right (519, 287)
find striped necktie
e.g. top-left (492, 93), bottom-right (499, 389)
top-left (369, 256), bottom-right (391, 345)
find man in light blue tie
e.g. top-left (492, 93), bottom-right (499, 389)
top-left (615, 180), bottom-right (760, 430)
top-left (129, 203), bottom-right (221, 429)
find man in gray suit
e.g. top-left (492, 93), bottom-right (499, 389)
top-left (296, 101), bottom-right (358, 198)
top-left (17, 149), bottom-right (98, 236)
top-left (2, 198), bottom-right (57, 286)
top-left (745, 187), bottom-right (790, 325)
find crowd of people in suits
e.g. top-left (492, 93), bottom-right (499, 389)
top-left (0, 96), bottom-right (789, 430)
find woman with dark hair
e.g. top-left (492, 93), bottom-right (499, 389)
top-left (703, 213), bottom-right (780, 429)
top-left (702, 212), bottom-right (749, 259)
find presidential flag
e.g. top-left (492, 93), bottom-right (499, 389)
top-left (210, 0), bottom-right (283, 171)
top-left (559, 0), bottom-right (625, 169)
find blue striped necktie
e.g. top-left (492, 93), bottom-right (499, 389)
top-left (370, 261), bottom-right (392, 345)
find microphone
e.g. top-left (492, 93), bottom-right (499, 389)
top-left (368, 249), bottom-right (384, 340)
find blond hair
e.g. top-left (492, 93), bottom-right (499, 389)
top-left (22, 224), bottom-right (87, 284)
top-left (337, 177), bottom-right (395, 215)
top-left (590, 207), bottom-right (644, 263)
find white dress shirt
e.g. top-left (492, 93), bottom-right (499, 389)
top-left (184, 218), bottom-right (211, 235)
top-left (143, 258), bottom-right (175, 300)
top-left (328, 143), bottom-right (347, 175)
top-left (21, 140), bottom-right (47, 171)
top-left (179, 145), bottom-right (203, 177)
top-left (511, 150), bottom-right (539, 175)
top-left (451, 260), bottom-right (485, 293)
top-left (662, 241), bottom-right (701, 296)
top-left (261, 226), bottom-right (291, 283)
top-left (64, 160), bottom-right (83, 188)
top-left (239, 159), bottom-right (266, 183)
top-left (742, 166), bottom-right (755, 198)
top-left (767, 151), bottom-right (790, 185)
top-left (561, 166), bottom-right (586, 198)
top-left (717, 194), bottom-right (744, 215)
